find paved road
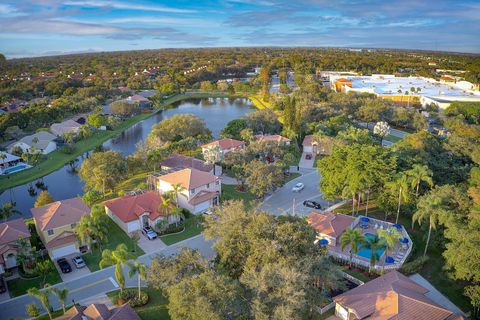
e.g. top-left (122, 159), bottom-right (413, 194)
top-left (356, 121), bottom-right (408, 139)
top-left (259, 169), bottom-right (330, 217)
top-left (0, 235), bottom-right (214, 320)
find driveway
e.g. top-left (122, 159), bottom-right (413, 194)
top-left (137, 235), bottom-right (167, 253)
top-left (55, 253), bottom-right (91, 282)
top-left (299, 152), bottom-right (315, 168)
top-left (259, 169), bottom-right (330, 216)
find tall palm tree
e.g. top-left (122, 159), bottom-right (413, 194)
top-left (28, 287), bottom-right (53, 320)
top-left (413, 194), bottom-right (447, 257)
top-left (128, 260), bottom-right (147, 300)
top-left (392, 174), bottom-right (410, 224)
top-left (75, 208), bottom-right (108, 253)
top-left (52, 287), bottom-right (69, 314)
top-left (362, 234), bottom-right (386, 273)
top-left (407, 164), bottom-right (433, 197)
top-left (340, 229), bottom-right (365, 266)
top-left (99, 244), bottom-right (132, 293)
top-left (171, 183), bottom-right (185, 208)
top-left (0, 201), bottom-right (21, 222)
top-left (159, 195), bottom-right (174, 225)
top-left (377, 227), bottom-right (401, 272)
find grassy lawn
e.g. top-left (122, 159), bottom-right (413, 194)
top-left (107, 287), bottom-right (170, 320)
top-left (7, 268), bottom-right (62, 297)
top-left (221, 184), bottom-right (256, 204)
top-left (83, 217), bottom-right (144, 272)
top-left (336, 199), bottom-right (471, 313)
top-left (159, 218), bottom-right (204, 246)
top-left (341, 266), bottom-right (371, 283)
top-left (313, 308), bottom-right (335, 320)
top-left (114, 171), bottom-right (150, 194)
top-left (384, 134), bottom-right (402, 143)
top-left (284, 172), bottom-right (301, 183)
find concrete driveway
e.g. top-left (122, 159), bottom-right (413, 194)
top-left (259, 169), bottom-right (330, 216)
top-left (55, 254), bottom-right (91, 282)
top-left (299, 152), bottom-right (315, 168)
top-left (137, 235), bottom-right (167, 253)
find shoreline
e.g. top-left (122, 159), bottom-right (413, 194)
top-left (0, 91), bottom-right (247, 193)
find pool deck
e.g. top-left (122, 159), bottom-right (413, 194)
top-left (0, 163), bottom-right (32, 175)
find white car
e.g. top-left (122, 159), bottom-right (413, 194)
top-left (72, 256), bottom-right (86, 269)
top-left (142, 226), bottom-right (158, 240)
top-left (292, 182), bottom-right (305, 192)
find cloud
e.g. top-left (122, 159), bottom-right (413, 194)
top-left (63, 0), bottom-right (196, 13)
top-left (0, 3), bottom-right (25, 17)
top-left (107, 16), bottom-right (220, 27)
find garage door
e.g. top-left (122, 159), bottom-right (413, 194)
top-left (194, 201), bottom-right (210, 214)
top-left (51, 244), bottom-right (79, 259)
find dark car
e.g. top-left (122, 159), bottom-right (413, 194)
top-left (305, 154), bottom-right (312, 160)
top-left (0, 276), bottom-right (6, 293)
top-left (57, 258), bottom-right (72, 273)
top-left (303, 200), bottom-right (322, 210)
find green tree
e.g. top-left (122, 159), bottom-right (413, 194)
top-left (377, 227), bottom-right (401, 271)
top-left (340, 228), bottom-right (365, 266)
top-left (35, 260), bottom-right (54, 287)
top-left (110, 100), bottom-right (139, 117)
top-left (27, 287), bottom-right (53, 320)
top-left (75, 205), bottom-right (109, 252)
top-left (0, 201), bottom-right (21, 222)
top-left (128, 260), bottom-right (147, 300)
top-left (407, 164), bottom-right (433, 197)
top-left (389, 173), bottom-right (411, 224)
top-left (34, 190), bottom-right (55, 208)
top-left (25, 303), bottom-right (40, 318)
top-left (220, 119), bottom-right (248, 140)
top-left (362, 234), bottom-right (386, 273)
top-left (244, 160), bottom-right (284, 198)
top-left (99, 244), bottom-right (132, 293)
top-left (245, 109), bottom-right (282, 134)
top-left (52, 287), bottom-right (69, 314)
top-left (148, 114), bottom-right (212, 144)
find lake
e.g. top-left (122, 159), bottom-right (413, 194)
top-left (0, 97), bottom-right (254, 218)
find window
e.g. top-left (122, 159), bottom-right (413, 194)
top-left (207, 183), bottom-right (210, 188)
top-left (47, 229), bottom-right (54, 236)
top-left (70, 223), bottom-right (76, 228)
top-left (191, 188), bottom-right (196, 194)
top-left (215, 180), bottom-right (219, 185)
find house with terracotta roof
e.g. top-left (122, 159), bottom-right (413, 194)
top-left (103, 191), bottom-right (173, 234)
top-left (255, 134), bottom-right (291, 146)
top-left (334, 270), bottom-right (463, 320)
top-left (161, 153), bottom-right (222, 176)
top-left (307, 212), bottom-right (355, 246)
top-left (152, 168), bottom-right (221, 214)
top-left (0, 219), bottom-right (31, 274)
top-left (302, 135), bottom-right (319, 154)
top-left (201, 138), bottom-right (245, 162)
top-left (56, 302), bottom-right (141, 320)
top-left (30, 197), bottom-right (90, 259)
top-left (50, 119), bottom-right (82, 137)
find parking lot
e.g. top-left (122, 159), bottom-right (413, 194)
top-left (54, 253), bottom-right (91, 281)
top-left (259, 169), bottom-right (331, 217)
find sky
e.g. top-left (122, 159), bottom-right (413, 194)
top-left (0, 0), bottom-right (479, 59)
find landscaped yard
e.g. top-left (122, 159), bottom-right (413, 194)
top-left (83, 217), bottom-right (144, 271)
top-left (221, 184), bottom-right (256, 204)
top-left (384, 134), bottom-right (402, 143)
top-left (7, 267), bottom-right (62, 297)
top-left (159, 217), bottom-right (203, 246)
top-left (335, 199), bottom-right (471, 313)
top-left (107, 287), bottom-right (170, 320)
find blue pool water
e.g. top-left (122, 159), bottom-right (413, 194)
top-left (357, 233), bottom-right (386, 259)
top-left (3, 164), bottom-right (29, 174)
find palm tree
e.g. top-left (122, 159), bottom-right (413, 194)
top-left (99, 244), bottom-right (132, 293)
top-left (362, 234), bottom-right (386, 273)
top-left (35, 259), bottom-right (54, 287)
top-left (128, 260), bottom-right (147, 300)
top-left (413, 193), bottom-right (447, 257)
top-left (158, 195), bottom-right (174, 225)
top-left (171, 183), bottom-right (185, 208)
top-left (377, 227), bottom-right (401, 272)
top-left (392, 173), bottom-right (410, 224)
top-left (0, 201), bottom-right (21, 222)
top-left (52, 287), bottom-right (69, 314)
top-left (75, 208), bottom-right (108, 253)
top-left (340, 229), bottom-right (365, 266)
top-left (407, 164), bottom-right (433, 197)
top-left (28, 287), bottom-right (53, 320)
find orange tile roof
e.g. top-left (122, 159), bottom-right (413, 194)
top-left (56, 303), bottom-right (140, 320)
top-left (201, 138), bottom-right (245, 150)
top-left (307, 212), bottom-right (355, 237)
top-left (30, 197), bottom-right (90, 231)
top-left (158, 168), bottom-right (219, 190)
top-left (334, 270), bottom-right (460, 320)
top-left (302, 134), bottom-right (314, 146)
top-left (0, 218), bottom-right (30, 246)
top-left (45, 230), bottom-right (78, 250)
top-left (255, 134), bottom-right (290, 143)
top-left (161, 153), bottom-right (213, 172)
top-left (103, 191), bottom-right (167, 223)
top-left (188, 190), bottom-right (219, 205)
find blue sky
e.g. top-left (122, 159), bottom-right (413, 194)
top-left (0, 0), bottom-right (479, 58)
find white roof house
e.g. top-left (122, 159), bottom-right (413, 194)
top-left (0, 152), bottom-right (21, 166)
top-left (9, 131), bottom-right (57, 154)
top-left (50, 119), bottom-right (81, 137)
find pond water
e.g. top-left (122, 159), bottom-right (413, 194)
top-left (0, 97), bottom-right (254, 218)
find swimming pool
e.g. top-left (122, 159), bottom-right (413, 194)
top-left (3, 163), bottom-right (30, 174)
top-left (356, 233), bottom-right (386, 260)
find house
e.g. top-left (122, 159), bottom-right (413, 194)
top-left (0, 219), bottom-right (31, 274)
top-left (334, 270), bottom-right (463, 320)
top-left (255, 134), bottom-right (291, 146)
top-left (161, 153), bottom-right (222, 176)
top-left (152, 168), bottom-right (221, 214)
top-left (306, 212), bottom-right (355, 246)
top-left (9, 131), bottom-right (57, 155)
top-left (0, 151), bottom-right (23, 172)
top-left (302, 135), bottom-right (318, 154)
top-left (30, 197), bottom-right (90, 259)
top-left (103, 191), bottom-right (173, 234)
top-left (56, 302), bottom-right (141, 320)
top-left (201, 138), bottom-right (245, 162)
top-left (126, 95), bottom-right (151, 109)
top-left (50, 119), bottom-right (82, 137)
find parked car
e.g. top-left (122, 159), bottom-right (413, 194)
top-left (72, 256), bottom-right (86, 269)
top-left (142, 226), bottom-right (158, 240)
top-left (57, 258), bottom-right (72, 273)
top-left (0, 276), bottom-right (6, 293)
top-left (203, 209), bottom-right (213, 216)
top-left (292, 182), bottom-right (305, 192)
top-left (303, 200), bottom-right (322, 210)
top-left (305, 154), bottom-right (312, 160)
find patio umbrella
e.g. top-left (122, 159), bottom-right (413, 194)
top-left (318, 239), bottom-right (329, 246)
top-left (360, 217), bottom-right (370, 223)
top-left (393, 224), bottom-right (402, 229)
top-left (385, 256), bottom-right (395, 264)
top-left (400, 237), bottom-right (409, 244)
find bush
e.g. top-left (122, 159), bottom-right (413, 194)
top-left (26, 303), bottom-right (40, 317)
top-left (155, 220), bottom-right (184, 235)
top-left (118, 289), bottom-right (149, 307)
top-left (181, 208), bottom-right (192, 219)
top-left (400, 256), bottom-right (429, 274)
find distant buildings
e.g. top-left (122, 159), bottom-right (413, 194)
top-left (201, 138), bottom-right (246, 162)
top-left (56, 302), bottom-right (141, 320)
top-left (50, 119), bottom-right (82, 137)
top-left (255, 134), bottom-right (291, 146)
top-left (0, 219), bottom-right (31, 274)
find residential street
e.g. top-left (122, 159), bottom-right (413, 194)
top-left (258, 168), bottom-right (330, 217)
top-left (0, 235), bottom-right (215, 320)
